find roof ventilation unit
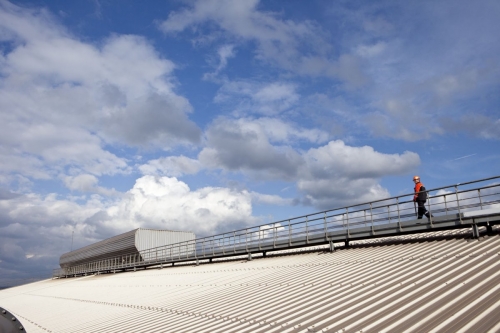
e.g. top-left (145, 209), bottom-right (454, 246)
top-left (59, 228), bottom-right (195, 268)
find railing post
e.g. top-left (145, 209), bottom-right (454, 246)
top-left (455, 185), bottom-right (463, 223)
top-left (288, 220), bottom-right (292, 246)
top-left (444, 195), bottom-right (448, 214)
top-left (396, 197), bottom-right (401, 229)
top-left (245, 228), bottom-right (248, 253)
top-left (345, 208), bottom-right (349, 233)
top-left (305, 216), bottom-right (309, 244)
top-left (324, 212), bottom-right (328, 240)
top-left (195, 240), bottom-right (197, 259)
top-left (222, 234), bottom-right (226, 255)
top-left (427, 192), bottom-right (433, 225)
top-left (233, 231), bottom-right (236, 254)
top-left (259, 226), bottom-right (262, 250)
top-left (370, 202), bottom-right (374, 234)
top-left (478, 189), bottom-right (483, 210)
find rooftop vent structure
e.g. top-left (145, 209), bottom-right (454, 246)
top-left (59, 228), bottom-right (195, 269)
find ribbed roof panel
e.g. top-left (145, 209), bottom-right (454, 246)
top-left (2, 228), bottom-right (499, 332)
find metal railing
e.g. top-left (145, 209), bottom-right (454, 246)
top-left (53, 176), bottom-right (500, 278)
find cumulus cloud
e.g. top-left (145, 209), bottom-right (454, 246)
top-left (199, 117), bottom-right (420, 208)
top-left (0, 175), bottom-right (259, 285)
top-left (199, 117), bottom-right (306, 180)
top-left (0, 1), bottom-right (201, 186)
top-left (298, 140), bottom-right (420, 208)
top-left (110, 176), bottom-right (256, 234)
top-left (63, 174), bottom-right (120, 196)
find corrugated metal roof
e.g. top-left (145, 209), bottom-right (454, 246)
top-left (1, 228), bottom-right (499, 332)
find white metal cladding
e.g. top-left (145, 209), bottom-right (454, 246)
top-left (59, 229), bottom-right (137, 268)
top-left (59, 229), bottom-right (195, 268)
top-left (1, 228), bottom-right (500, 333)
top-left (136, 229), bottom-right (196, 261)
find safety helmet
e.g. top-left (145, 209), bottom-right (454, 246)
top-left (413, 175), bottom-right (420, 181)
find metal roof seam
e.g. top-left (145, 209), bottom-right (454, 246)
top-left (276, 242), bottom-right (500, 332)
top-left (3, 232), bottom-right (500, 332)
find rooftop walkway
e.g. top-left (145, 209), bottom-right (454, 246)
top-left (54, 176), bottom-right (500, 278)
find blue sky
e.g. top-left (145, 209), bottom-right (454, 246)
top-left (0, 0), bottom-right (499, 286)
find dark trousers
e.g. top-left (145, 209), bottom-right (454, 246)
top-left (417, 201), bottom-right (429, 219)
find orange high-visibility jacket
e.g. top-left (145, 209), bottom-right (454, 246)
top-left (414, 182), bottom-right (427, 202)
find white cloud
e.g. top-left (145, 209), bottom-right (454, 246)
top-left (198, 117), bottom-right (306, 179)
top-left (250, 192), bottom-right (293, 206)
top-left (64, 174), bottom-right (99, 192)
top-left (204, 44), bottom-right (236, 80)
top-left (139, 156), bottom-right (202, 177)
top-left (63, 174), bottom-right (120, 196)
top-left (0, 175), bottom-right (258, 245)
top-left (215, 80), bottom-right (300, 116)
top-left (0, 2), bottom-right (201, 188)
top-left (439, 114), bottom-right (500, 140)
top-left (303, 140), bottom-right (419, 179)
top-left (159, 0), bottom-right (365, 85)
top-left (356, 42), bottom-right (387, 58)
top-left (297, 140), bottom-right (420, 208)
top-left (109, 176), bottom-right (257, 235)
top-left (255, 118), bottom-right (329, 144)
top-left (199, 118), bottom-right (420, 208)
top-left (0, 174), bottom-right (261, 284)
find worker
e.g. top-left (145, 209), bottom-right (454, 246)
top-left (413, 175), bottom-right (432, 219)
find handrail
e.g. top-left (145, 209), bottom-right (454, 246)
top-left (53, 175), bottom-right (500, 278)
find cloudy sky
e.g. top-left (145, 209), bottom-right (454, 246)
top-left (0, 0), bottom-right (499, 286)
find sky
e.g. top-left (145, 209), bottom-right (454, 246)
top-left (0, 0), bottom-right (499, 286)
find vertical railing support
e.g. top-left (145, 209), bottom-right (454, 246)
top-left (245, 228), bottom-right (248, 253)
top-left (370, 202), bottom-right (375, 234)
top-left (273, 224), bottom-right (276, 249)
top-left (346, 208), bottom-right (350, 237)
top-left (396, 197), bottom-right (402, 230)
top-left (455, 185), bottom-right (463, 224)
top-left (305, 216), bottom-right (309, 244)
top-left (324, 212), bottom-right (328, 241)
top-left (478, 189), bottom-right (483, 210)
top-left (427, 194), bottom-right (433, 225)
